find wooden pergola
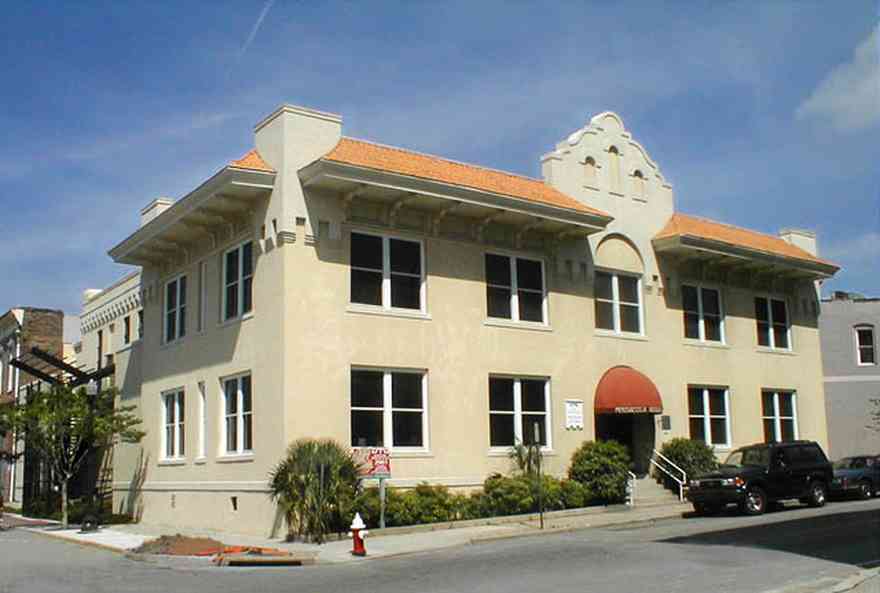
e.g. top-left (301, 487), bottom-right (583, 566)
top-left (9, 347), bottom-right (114, 391)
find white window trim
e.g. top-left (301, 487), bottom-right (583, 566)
top-left (855, 325), bottom-right (876, 366)
top-left (682, 284), bottom-right (726, 344)
top-left (160, 389), bottom-right (185, 461)
top-left (222, 240), bottom-right (254, 323)
top-left (163, 274), bottom-right (187, 344)
top-left (687, 386), bottom-right (731, 448)
top-left (484, 251), bottom-right (548, 326)
top-left (595, 268), bottom-right (644, 336)
top-left (755, 295), bottom-right (792, 351)
top-left (220, 373), bottom-right (253, 457)
top-left (350, 367), bottom-right (430, 453)
top-left (762, 390), bottom-right (799, 442)
top-left (197, 260), bottom-right (208, 334)
top-left (488, 376), bottom-right (553, 453)
top-left (197, 381), bottom-right (207, 461)
top-left (350, 231), bottom-right (427, 314)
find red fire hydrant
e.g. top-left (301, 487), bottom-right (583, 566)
top-left (349, 512), bottom-right (368, 556)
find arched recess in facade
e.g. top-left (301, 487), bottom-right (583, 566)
top-left (594, 365), bottom-right (663, 476)
top-left (594, 233), bottom-right (644, 274)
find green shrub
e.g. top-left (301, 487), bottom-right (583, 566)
top-left (537, 475), bottom-right (565, 511)
top-left (568, 440), bottom-right (631, 504)
top-left (352, 486), bottom-right (384, 527)
top-left (658, 438), bottom-right (719, 487)
top-left (354, 483), bottom-right (477, 528)
top-left (479, 473), bottom-right (534, 516)
top-left (560, 479), bottom-right (588, 509)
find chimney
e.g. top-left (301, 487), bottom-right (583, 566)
top-left (140, 197), bottom-right (174, 227)
top-left (252, 104), bottom-right (343, 239)
top-left (779, 228), bottom-right (817, 256)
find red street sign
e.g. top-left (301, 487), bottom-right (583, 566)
top-left (359, 448), bottom-right (391, 479)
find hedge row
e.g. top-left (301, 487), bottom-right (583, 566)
top-left (356, 439), bottom-right (632, 528)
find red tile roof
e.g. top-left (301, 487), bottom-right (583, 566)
top-left (229, 149), bottom-right (274, 172)
top-left (655, 213), bottom-right (837, 268)
top-left (323, 137), bottom-right (610, 218)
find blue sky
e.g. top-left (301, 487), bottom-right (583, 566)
top-left (1, 1), bottom-right (878, 325)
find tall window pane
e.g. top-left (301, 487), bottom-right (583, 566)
top-left (596, 271), bottom-right (641, 334)
top-left (351, 233), bottom-right (424, 311)
top-left (486, 254), bottom-right (545, 323)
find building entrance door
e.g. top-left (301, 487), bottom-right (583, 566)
top-left (595, 413), bottom-right (656, 476)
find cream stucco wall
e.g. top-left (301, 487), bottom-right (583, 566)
top-left (103, 106), bottom-right (830, 536)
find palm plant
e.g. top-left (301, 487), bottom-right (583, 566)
top-left (268, 439), bottom-right (361, 544)
top-left (509, 439), bottom-right (542, 477)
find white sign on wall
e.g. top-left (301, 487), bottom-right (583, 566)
top-left (564, 399), bottom-right (584, 430)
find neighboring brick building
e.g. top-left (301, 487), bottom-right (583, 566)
top-left (0, 308), bottom-right (65, 504)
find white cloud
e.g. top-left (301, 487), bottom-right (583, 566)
top-left (796, 25), bottom-right (880, 132)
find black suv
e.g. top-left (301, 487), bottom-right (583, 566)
top-left (686, 441), bottom-right (833, 516)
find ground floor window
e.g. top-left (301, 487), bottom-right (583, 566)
top-left (762, 390), bottom-right (798, 442)
top-left (162, 389), bottom-right (185, 459)
top-left (687, 386), bottom-right (730, 447)
top-left (351, 369), bottom-right (427, 449)
top-left (222, 374), bottom-right (253, 454)
top-left (489, 376), bottom-right (550, 448)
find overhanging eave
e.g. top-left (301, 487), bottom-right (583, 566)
top-left (109, 167), bottom-right (275, 265)
top-left (300, 160), bottom-right (612, 235)
top-left (653, 235), bottom-right (839, 279)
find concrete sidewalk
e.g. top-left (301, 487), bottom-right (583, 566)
top-left (13, 501), bottom-right (692, 564)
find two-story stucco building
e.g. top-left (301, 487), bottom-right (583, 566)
top-left (98, 105), bottom-right (838, 535)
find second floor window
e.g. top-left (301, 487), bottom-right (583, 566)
top-left (351, 232), bottom-right (424, 311)
top-left (856, 326), bottom-right (876, 365)
top-left (138, 310), bottom-right (144, 340)
top-left (164, 275), bottom-right (187, 343)
top-left (755, 297), bottom-right (789, 349)
top-left (123, 315), bottom-right (131, 345)
top-left (224, 241), bottom-right (254, 321)
top-left (485, 254), bottom-right (546, 323)
top-left (595, 270), bottom-right (641, 334)
top-left (162, 389), bottom-right (185, 459)
top-left (682, 285), bottom-right (723, 342)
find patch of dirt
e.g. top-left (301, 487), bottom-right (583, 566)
top-left (134, 534), bottom-right (226, 556)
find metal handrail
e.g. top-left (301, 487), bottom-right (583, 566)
top-left (651, 449), bottom-right (688, 502)
top-left (653, 449), bottom-right (686, 483)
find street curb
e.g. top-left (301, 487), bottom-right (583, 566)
top-left (827, 568), bottom-right (880, 593)
top-left (469, 509), bottom-right (688, 545)
top-left (22, 527), bottom-right (134, 557)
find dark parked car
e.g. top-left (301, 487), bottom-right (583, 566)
top-left (829, 455), bottom-right (880, 500)
top-left (686, 441), bottom-right (833, 516)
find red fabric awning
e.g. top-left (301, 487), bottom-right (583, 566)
top-left (594, 366), bottom-right (663, 414)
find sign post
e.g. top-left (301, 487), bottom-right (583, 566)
top-left (359, 448), bottom-right (391, 529)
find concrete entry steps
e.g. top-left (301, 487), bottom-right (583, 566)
top-left (634, 476), bottom-right (684, 508)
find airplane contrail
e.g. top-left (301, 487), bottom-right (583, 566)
top-left (239, 0), bottom-right (275, 61)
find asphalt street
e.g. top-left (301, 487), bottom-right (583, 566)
top-left (1, 498), bottom-right (878, 593)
